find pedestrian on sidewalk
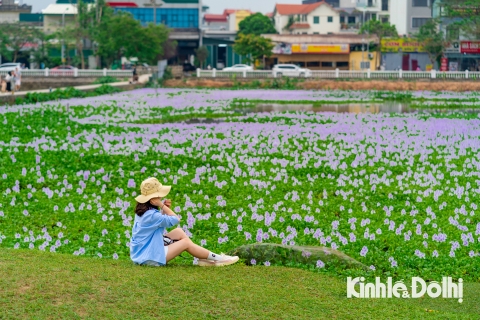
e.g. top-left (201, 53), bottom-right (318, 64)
top-left (4, 72), bottom-right (13, 93)
top-left (10, 71), bottom-right (17, 95)
top-left (15, 67), bottom-right (22, 91)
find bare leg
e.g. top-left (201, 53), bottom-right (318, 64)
top-left (165, 238), bottom-right (210, 262)
top-left (165, 227), bottom-right (189, 241)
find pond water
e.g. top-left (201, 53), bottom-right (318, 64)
top-left (246, 102), bottom-right (480, 114)
top-left (179, 102), bottom-right (480, 124)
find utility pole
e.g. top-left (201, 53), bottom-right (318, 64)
top-left (150, 0), bottom-right (162, 25)
top-left (362, 7), bottom-right (365, 70)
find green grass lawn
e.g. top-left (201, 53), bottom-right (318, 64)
top-left (0, 249), bottom-right (478, 319)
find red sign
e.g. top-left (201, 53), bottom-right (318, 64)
top-left (460, 41), bottom-right (480, 54)
top-left (441, 57), bottom-right (448, 71)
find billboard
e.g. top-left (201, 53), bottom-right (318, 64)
top-left (291, 44), bottom-right (349, 54)
top-left (381, 38), bottom-right (425, 53)
top-left (460, 41), bottom-right (480, 54)
top-left (273, 43), bottom-right (349, 55)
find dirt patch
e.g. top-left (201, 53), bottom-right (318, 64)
top-left (164, 79), bottom-right (480, 92)
top-left (17, 284), bottom-right (31, 294)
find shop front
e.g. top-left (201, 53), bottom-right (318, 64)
top-left (270, 43), bottom-right (350, 70)
top-left (381, 38), bottom-right (432, 71)
top-left (444, 41), bottom-right (480, 72)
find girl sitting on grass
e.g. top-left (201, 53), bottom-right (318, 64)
top-left (130, 177), bottom-right (239, 267)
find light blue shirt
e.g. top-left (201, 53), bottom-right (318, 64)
top-left (130, 209), bottom-right (180, 265)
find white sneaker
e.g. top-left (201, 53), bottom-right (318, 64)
top-left (198, 254), bottom-right (239, 267)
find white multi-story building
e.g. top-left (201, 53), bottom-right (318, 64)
top-left (390, 0), bottom-right (433, 36)
top-left (273, 2), bottom-right (341, 35)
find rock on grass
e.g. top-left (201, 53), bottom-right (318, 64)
top-left (229, 243), bottom-right (368, 270)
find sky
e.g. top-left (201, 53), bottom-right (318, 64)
top-left (28, 0), bottom-right (302, 14)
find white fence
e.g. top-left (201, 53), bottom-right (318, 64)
top-left (0, 68), bottom-right (133, 78)
top-left (197, 69), bottom-right (480, 80)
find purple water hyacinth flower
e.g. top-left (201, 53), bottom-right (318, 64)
top-left (113, 253), bottom-right (119, 260)
top-left (250, 259), bottom-right (256, 265)
top-left (79, 247), bottom-right (85, 255)
top-left (84, 234), bottom-right (90, 242)
top-left (360, 246), bottom-right (368, 257)
top-left (302, 251), bottom-right (312, 258)
top-left (264, 261), bottom-right (271, 267)
top-left (369, 265), bottom-right (376, 271)
top-left (245, 232), bottom-right (252, 240)
top-left (316, 260), bottom-right (325, 268)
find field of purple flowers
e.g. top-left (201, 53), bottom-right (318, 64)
top-left (1, 88), bottom-right (480, 281)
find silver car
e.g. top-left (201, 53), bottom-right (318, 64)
top-left (272, 64), bottom-right (312, 78)
top-left (222, 64), bottom-right (254, 71)
top-left (0, 63), bottom-right (22, 73)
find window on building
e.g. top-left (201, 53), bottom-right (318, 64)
top-left (412, 17), bottom-right (431, 28)
top-left (337, 62), bottom-right (349, 68)
top-left (292, 61), bottom-right (306, 67)
top-left (313, 32), bottom-right (320, 34)
top-left (328, 16), bottom-right (333, 23)
top-left (302, 32), bottom-right (308, 34)
top-left (314, 16), bottom-right (320, 24)
top-left (322, 62), bottom-right (333, 67)
top-left (307, 62), bottom-right (320, 67)
top-left (348, 16), bottom-right (355, 24)
top-left (340, 16), bottom-right (345, 23)
top-left (413, 0), bottom-right (428, 7)
top-left (381, 16), bottom-right (389, 23)
top-left (382, 0), bottom-right (389, 11)
top-left (161, 14), bottom-right (168, 25)
top-left (447, 25), bottom-right (460, 40)
top-left (302, 15), bottom-right (308, 22)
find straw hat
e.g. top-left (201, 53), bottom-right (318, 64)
top-left (135, 177), bottom-right (171, 203)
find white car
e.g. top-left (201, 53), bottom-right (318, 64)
top-left (222, 64), bottom-right (254, 71)
top-left (273, 64), bottom-right (312, 78)
top-left (0, 63), bottom-right (22, 73)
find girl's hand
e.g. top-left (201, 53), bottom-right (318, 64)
top-left (150, 197), bottom-right (163, 207)
top-left (164, 199), bottom-right (172, 208)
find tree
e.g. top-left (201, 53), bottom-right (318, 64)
top-left (0, 23), bottom-right (38, 62)
top-left (194, 46), bottom-right (209, 69)
top-left (94, 11), bottom-right (171, 67)
top-left (359, 20), bottom-right (397, 68)
top-left (442, 0), bottom-right (480, 39)
top-left (238, 13), bottom-right (277, 36)
top-left (233, 34), bottom-right (274, 67)
top-left (414, 19), bottom-right (449, 68)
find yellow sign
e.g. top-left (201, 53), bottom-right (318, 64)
top-left (381, 38), bottom-right (425, 53)
top-left (291, 44), bottom-right (350, 54)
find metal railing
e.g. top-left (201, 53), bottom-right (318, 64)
top-left (197, 68), bottom-right (480, 80)
top-left (0, 68), bottom-right (133, 78)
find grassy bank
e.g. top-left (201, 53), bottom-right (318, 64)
top-left (0, 249), bottom-right (478, 319)
top-left (164, 78), bottom-right (480, 92)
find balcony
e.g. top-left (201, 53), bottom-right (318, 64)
top-left (340, 23), bottom-right (361, 33)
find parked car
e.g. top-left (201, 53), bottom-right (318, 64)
top-left (183, 62), bottom-right (196, 72)
top-left (222, 64), bottom-right (254, 72)
top-left (272, 64), bottom-right (312, 78)
top-left (50, 65), bottom-right (75, 76)
top-left (0, 63), bottom-right (22, 73)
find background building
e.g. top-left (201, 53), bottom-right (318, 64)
top-left (0, 0), bottom-right (32, 23)
top-left (201, 9), bottom-right (253, 69)
top-left (390, 0), bottom-right (432, 36)
top-left (263, 33), bottom-right (379, 71)
top-left (273, 2), bottom-right (341, 35)
top-left (108, 0), bottom-right (202, 63)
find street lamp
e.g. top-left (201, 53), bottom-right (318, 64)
top-left (61, 7), bottom-right (70, 64)
top-left (149, 0), bottom-right (163, 25)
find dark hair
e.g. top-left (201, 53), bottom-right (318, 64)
top-left (135, 201), bottom-right (158, 217)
